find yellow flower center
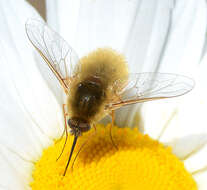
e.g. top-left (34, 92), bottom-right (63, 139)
top-left (30, 124), bottom-right (197, 190)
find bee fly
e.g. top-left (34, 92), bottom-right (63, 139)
top-left (26, 19), bottom-right (194, 176)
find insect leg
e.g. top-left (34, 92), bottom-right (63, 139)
top-left (56, 104), bottom-right (69, 161)
top-left (110, 110), bottom-right (118, 150)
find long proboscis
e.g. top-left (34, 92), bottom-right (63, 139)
top-left (63, 135), bottom-right (78, 176)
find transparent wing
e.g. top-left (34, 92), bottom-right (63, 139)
top-left (106, 73), bottom-right (195, 110)
top-left (25, 19), bottom-right (80, 94)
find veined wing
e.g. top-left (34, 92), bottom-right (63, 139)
top-left (25, 19), bottom-right (80, 94)
top-left (106, 73), bottom-right (194, 110)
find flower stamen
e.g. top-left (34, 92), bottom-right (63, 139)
top-left (30, 124), bottom-right (197, 190)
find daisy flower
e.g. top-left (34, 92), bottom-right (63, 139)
top-left (0, 0), bottom-right (207, 190)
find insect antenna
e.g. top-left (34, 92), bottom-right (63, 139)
top-left (63, 135), bottom-right (78, 176)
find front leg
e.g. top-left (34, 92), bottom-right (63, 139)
top-left (109, 110), bottom-right (118, 150)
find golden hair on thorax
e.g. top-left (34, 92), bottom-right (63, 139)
top-left (68, 48), bottom-right (129, 123)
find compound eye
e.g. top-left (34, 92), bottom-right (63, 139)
top-left (68, 119), bottom-right (77, 130)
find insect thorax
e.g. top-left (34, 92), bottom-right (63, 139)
top-left (68, 76), bottom-right (106, 121)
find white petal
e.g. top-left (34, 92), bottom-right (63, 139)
top-left (0, 0), bottom-right (62, 188)
top-left (0, 0), bottom-right (63, 140)
top-left (140, 99), bottom-right (178, 137)
top-left (46, 0), bottom-right (142, 57)
top-left (124, 0), bottom-right (174, 72)
top-left (139, 0), bottom-right (207, 134)
top-left (166, 134), bottom-right (207, 160)
top-left (155, 64), bottom-right (207, 141)
top-left (125, 0), bottom-right (206, 129)
top-left (166, 133), bottom-right (207, 177)
top-left (0, 144), bottom-right (33, 190)
top-left (47, 0), bottom-right (183, 73)
top-left (184, 145), bottom-right (207, 174)
top-left (164, 134), bottom-right (207, 189)
top-left (159, 0), bottom-right (207, 75)
top-left (194, 172), bottom-right (207, 190)
top-left (45, 0), bottom-right (59, 29)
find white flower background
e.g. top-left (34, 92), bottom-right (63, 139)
top-left (0, 0), bottom-right (207, 189)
